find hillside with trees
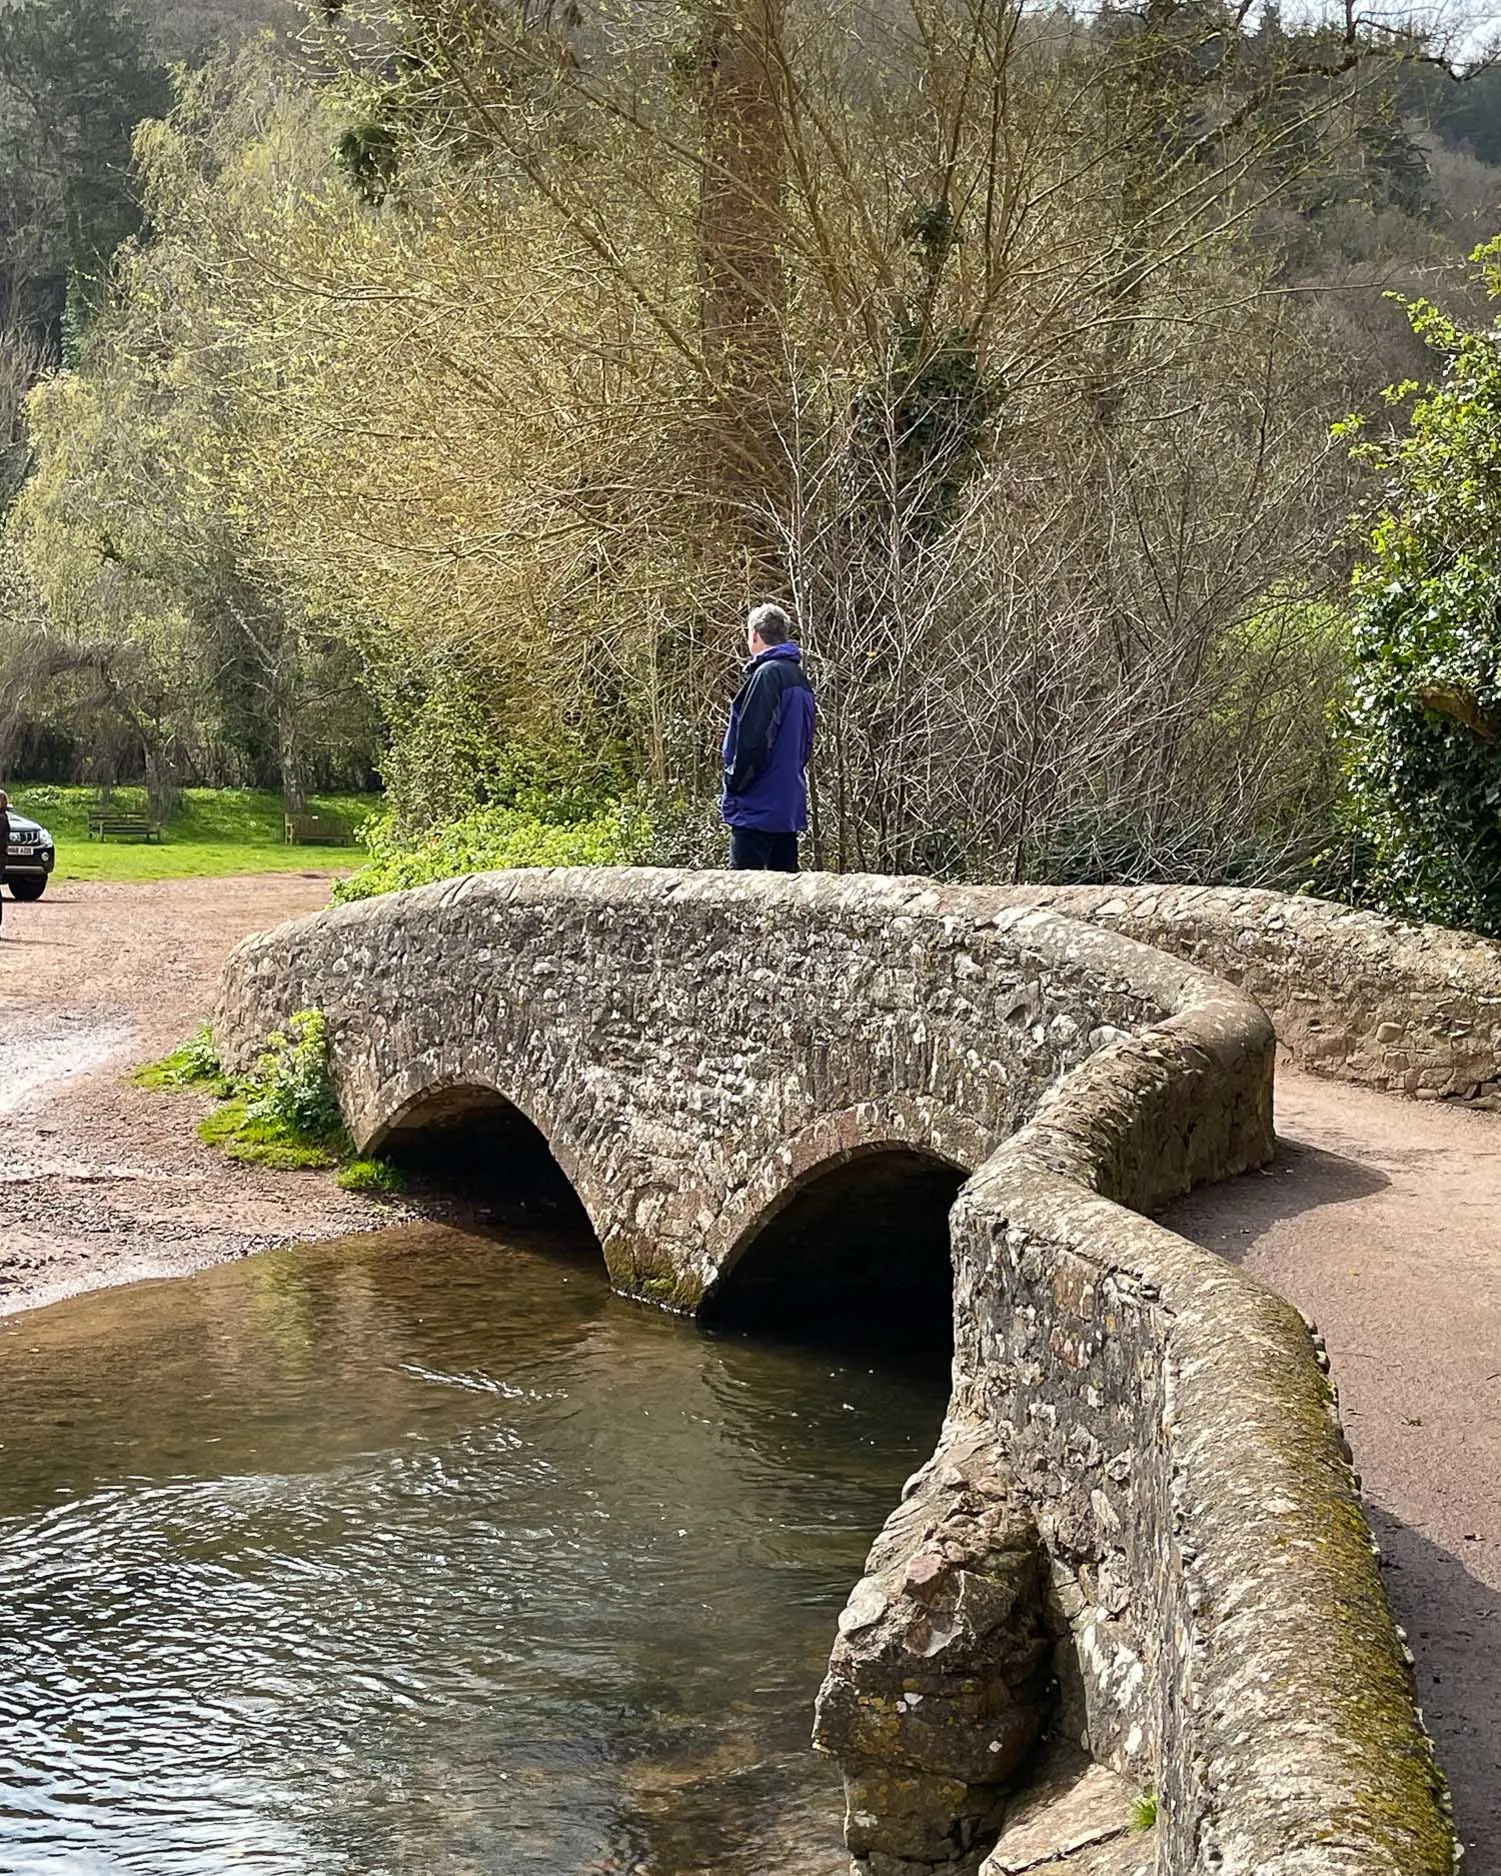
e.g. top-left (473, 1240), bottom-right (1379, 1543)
top-left (1, 0), bottom-right (1500, 918)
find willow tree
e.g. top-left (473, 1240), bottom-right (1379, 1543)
top-left (11, 259), bottom-right (377, 809)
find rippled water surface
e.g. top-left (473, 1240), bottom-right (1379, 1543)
top-left (0, 1224), bottom-right (947, 1875)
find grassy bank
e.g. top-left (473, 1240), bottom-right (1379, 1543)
top-left (137, 1015), bottom-right (404, 1192)
top-left (5, 785), bottom-right (378, 884)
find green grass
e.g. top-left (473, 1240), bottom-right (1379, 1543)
top-left (198, 1095), bottom-right (343, 1169)
top-left (131, 1026), bottom-right (228, 1094)
top-left (1130, 1793), bottom-right (1159, 1833)
top-left (6, 784), bottom-right (379, 884)
top-left (137, 1015), bottom-right (405, 1193)
top-left (337, 1156), bottom-right (409, 1194)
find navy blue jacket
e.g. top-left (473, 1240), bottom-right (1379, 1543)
top-left (721, 643), bottom-right (816, 833)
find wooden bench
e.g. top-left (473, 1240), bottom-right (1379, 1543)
top-left (284, 813), bottom-right (354, 847)
top-left (87, 809), bottom-right (161, 842)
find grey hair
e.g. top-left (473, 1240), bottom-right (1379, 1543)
top-left (747, 602), bottom-right (794, 645)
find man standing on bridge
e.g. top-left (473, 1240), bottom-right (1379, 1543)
top-left (721, 603), bottom-right (817, 872)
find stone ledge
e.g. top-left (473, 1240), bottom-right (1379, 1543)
top-left (982, 1754), bottom-right (1145, 1874)
top-left (950, 968), bottom-right (1459, 1872)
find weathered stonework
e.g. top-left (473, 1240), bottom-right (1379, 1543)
top-left (216, 869), bottom-right (1255, 1309)
top-left (990, 883), bottom-right (1501, 1098)
top-left (813, 1433), bottom-right (1052, 1875)
top-left (982, 1756), bottom-right (1148, 1874)
top-left (215, 868), bottom-right (1461, 1876)
top-left (950, 1097), bottom-right (1457, 1876)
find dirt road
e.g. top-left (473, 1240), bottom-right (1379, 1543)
top-left (1162, 1068), bottom-right (1501, 1872)
top-left (0, 875), bottom-right (400, 1314)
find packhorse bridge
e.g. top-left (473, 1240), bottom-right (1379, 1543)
top-left (217, 869), bottom-right (1481, 1876)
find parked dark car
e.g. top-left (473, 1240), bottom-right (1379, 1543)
top-left (5, 811), bottom-right (55, 899)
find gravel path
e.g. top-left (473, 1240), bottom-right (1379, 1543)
top-left (0, 874), bottom-right (405, 1314)
top-left (1162, 1067), bottom-right (1501, 1873)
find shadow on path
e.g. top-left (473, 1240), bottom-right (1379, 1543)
top-left (1161, 1065), bottom-right (1501, 1872)
top-left (1369, 1506), bottom-right (1501, 1869)
top-left (1156, 1136), bottom-right (1389, 1253)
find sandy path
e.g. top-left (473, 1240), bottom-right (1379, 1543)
top-left (0, 875), bottom-right (403, 1314)
top-left (1161, 1066), bottom-right (1501, 1872)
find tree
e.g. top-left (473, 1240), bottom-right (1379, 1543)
top-left (0, 0), bottom-right (171, 500)
top-left (1333, 245), bottom-right (1501, 933)
top-left (0, 0), bottom-right (171, 318)
top-left (11, 271), bottom-right (379, 807)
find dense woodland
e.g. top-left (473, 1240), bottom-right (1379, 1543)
top-left (3, 0), bottom-right (1501, 924)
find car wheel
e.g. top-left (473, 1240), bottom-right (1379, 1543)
top-left (8, 876), bottom-right (46, 901)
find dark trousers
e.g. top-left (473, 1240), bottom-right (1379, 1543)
top-left (728, 828), bottom-right (800, 872)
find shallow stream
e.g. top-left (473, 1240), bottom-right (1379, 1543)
top-left (0, 1222), bottom-right (948, 1875)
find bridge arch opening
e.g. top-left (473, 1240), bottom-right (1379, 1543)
top-left (703, 1146), bottom-right (967, 1356)
top-left (373, 1084), bottom-right (599, 1246)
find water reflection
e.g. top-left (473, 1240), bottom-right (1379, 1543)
top-left (0, 1224), bottom-right (948, 1874)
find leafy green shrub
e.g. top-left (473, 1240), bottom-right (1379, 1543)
top-left (6, 782), bottom-right (71, 813)
top-left (142, 1011), bottom-right (354, 1170)
top-left (1334, 251), bottom-right (1501, 935)
top-left (245, 1011), bottom-right (347, 1143)
top-left (334, 799), bottom-right (654, 903)
top-left (638, 795), bottom-right (726, 869)
top-left (377, 694), bottom-right (633, 838)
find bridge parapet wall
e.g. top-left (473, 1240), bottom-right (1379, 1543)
top-left (949, 1032), bottom-right (1457, 1874)
top-left (992, 883), bottom-right (1501, 1097)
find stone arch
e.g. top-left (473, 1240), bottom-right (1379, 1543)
top-left (702, 1108), bottom-right (978, 1347)
top-left (363, 1073), bottom-right (603, 1248)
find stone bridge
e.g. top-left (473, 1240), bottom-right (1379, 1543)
top-left (217, 869), bottom-right (1264, 1317)
top-left (217, 869), bottom-right (1465, 1876)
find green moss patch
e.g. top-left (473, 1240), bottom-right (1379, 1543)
top-left (197, 1096), bottom-right (341, 1169)
top-left (337, 1156), bottom-right (408, 1194)
top-left (133, 1027), bottom-right (225, 1092)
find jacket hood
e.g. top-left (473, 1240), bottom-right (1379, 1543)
top-left (750, 641), bottom-right (802, 666)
